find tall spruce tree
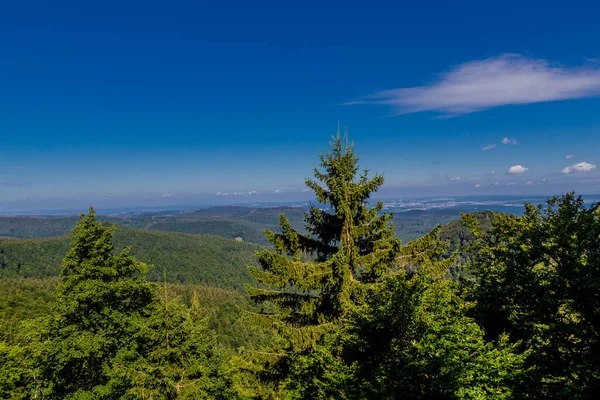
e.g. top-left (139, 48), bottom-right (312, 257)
top-left (246, 132), bottom-right (401, 350)
top-left (244, 132), bottom-right (459, 399)
top-left (31, 207), bottom-right (156, 399)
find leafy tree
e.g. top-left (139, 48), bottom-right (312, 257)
top-left (30, 207), bottom-right (156, 399)
top-left (464, 192), bottom-right (600, 398)
top-left (0, 342), bottom-right (31, 399)
top-left (340, 270), bottom-right (525, 399)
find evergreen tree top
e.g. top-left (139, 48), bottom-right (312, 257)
top-left (247, 130), bottom-right (402, 351)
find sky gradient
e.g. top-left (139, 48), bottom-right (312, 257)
top-left (2, 0), bottom-right (600, 212)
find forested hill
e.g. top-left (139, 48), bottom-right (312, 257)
top-left (0, 206), bottom-right (462, 244)
top-left (0, 226), bottom-right (260, 290)
top-left (439, 210), bottom-right (495, 251)
top-left (0, 211), bottom-right (494, 290)
top-left (0, 207), bottom-right (307, 245)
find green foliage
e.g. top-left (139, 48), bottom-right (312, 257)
top-left (113, 228), bottom-right (260, 290)
top-left (0, 277), bottom-right (56, 343)
top-left (341, 272), bottom-right (525, 399)
top-left (0, 216), bottom-right (82, 238)
top-left (247, 133), bottom-right (401, 352)
top-left (466, 192), bottom-right (600, 398)
top-left (30, 207), bottom-right (157, 398)
top-left (0, 342), bottom-right (31, 399)
top-left (122, 292), bottom-right (236, 399)
top-left (0, 237), bottom-right (70, 278)
top-left (1, 208), bottom-right (240, 399)
top-left (438, 211), bottom-right (495, 279)
top-left (277, 337), bottom-right (352, 400)
top-left (0, 277), bottom-right (269, 356)
top-left (0, 227), bottom-right (261, 290)
top-left (439, 210), bottom-right (495, 256)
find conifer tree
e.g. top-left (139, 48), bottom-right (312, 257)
top-left (246, 131), bottom-right (401, 350)
top-left (245, 131), bottom-right (460, 399)
top-left (31, 207), bottom-right (156, 399)
top-left (124, 291), bottom-right (237, 399)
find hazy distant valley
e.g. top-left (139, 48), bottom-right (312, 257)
top-left (0, 200), bottom-right (498, 290)
top-left (3, 194), bottom-right (586, 243)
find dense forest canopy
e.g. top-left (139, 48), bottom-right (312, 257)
top-left (1, 136), bottom-right (598, 399)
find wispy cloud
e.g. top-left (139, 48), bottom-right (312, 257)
top-left (525, 180), bottom-right (534, 185)
top-left (216, 191), bottom-right (259, 196)
top-left (565, 154), bottom-right (574, 159)
top-left (507, 165), bottom-right (529, 174)
top-left (274, 189), bottom-right (284, 194)
top-left (161, 193), bottom-right (173, 198)
top-left (501, 137), bottom-right (518, 145)
top-left (562, 162), bottom-right (597, 174)
top-left (348, 54), bottom-right (600, 116)
top-left (448, 176), bottom-right (461, 181)
top-left (482, 144), bottom-right (496, 151)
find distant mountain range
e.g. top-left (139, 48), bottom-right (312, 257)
top-left (3, 194), bottom-right (599, 217)
top-left (2, 194), bottom-right (598, 243)
top-left (2, 194), bottom-right (598, 290)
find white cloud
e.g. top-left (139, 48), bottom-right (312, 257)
top-left (474, 183), bottom-right (481, 188)
top-left (565, 154), bottom-right (574, 159)
top-left (525, 180), bottom-right (534, 185)
top-left (216, 191), bottom-right (259, 196)
top-left (482, 144), bottom-right (496, 151)
top-left (562, 161), bottom-right (597, 174)
top-left (448, 176), bottom-right (461, 181)
top-left (506, 182), bottom-right (515, 186)
top-left (501, 137), bottom-right (518, 145)
top-left (493, 181), bottom-right (500, 186)
top-left (349, 54), bottom-right (600, 116)
top-left (302, 188), bottom-right (311, 192)
top-left (274, 189), bottom-right (283, 194)
top-left (507, 165), bottom-right (529, 174)
top-left (161, 193), bottom-right (173, 198)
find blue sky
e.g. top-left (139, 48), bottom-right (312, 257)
top-left (1, 0), bottom-right (600, 212)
